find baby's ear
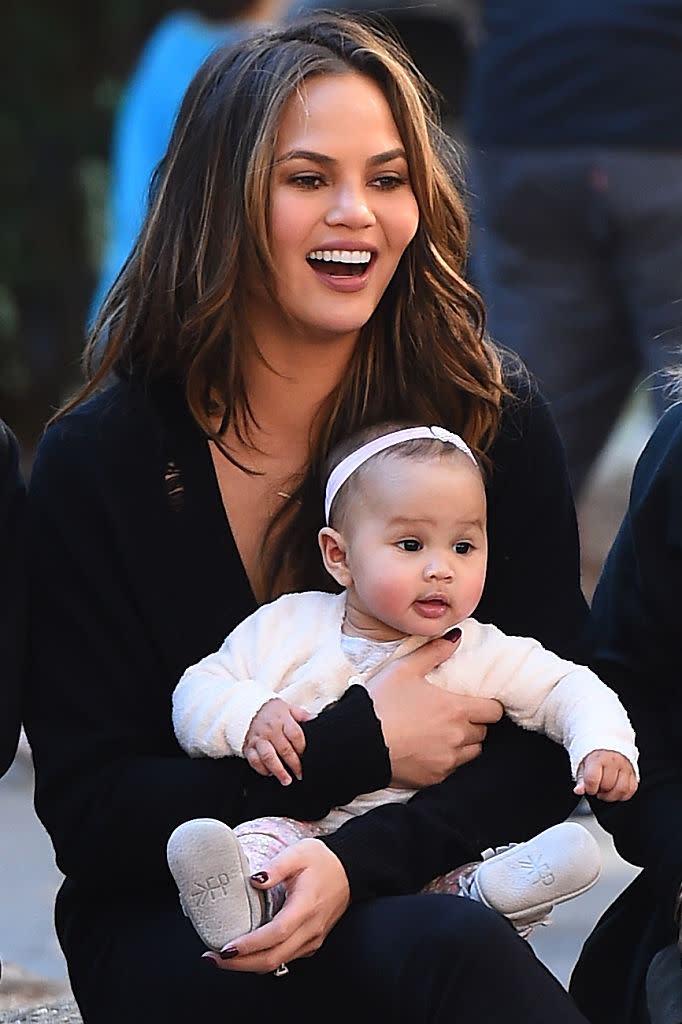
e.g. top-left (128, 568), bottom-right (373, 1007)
top-left (318, 527), bottom-right (353, 588)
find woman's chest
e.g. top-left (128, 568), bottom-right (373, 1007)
top-left (209, 443), bottom-right (300, 601)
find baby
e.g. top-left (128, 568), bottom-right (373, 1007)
top-left (167, 423), bottom-right (638, 953)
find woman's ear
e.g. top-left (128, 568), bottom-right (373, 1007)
top-left (318, 526), bottom-right (353, 588)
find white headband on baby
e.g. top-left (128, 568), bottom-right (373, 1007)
top-left (324, 425), bottom-right (477, 523)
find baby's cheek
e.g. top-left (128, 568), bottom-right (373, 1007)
top-left (368, 577), bottom-right (410, 621)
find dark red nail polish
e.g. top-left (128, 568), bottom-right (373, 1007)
top-left (201, 953), bottom-right (218, 966)
top-left (251, 871), bottom-right (268, 883)
top-left (219, 946), bottom-right (239, 960)
top-left (443, 627), bottom-right (461, 643)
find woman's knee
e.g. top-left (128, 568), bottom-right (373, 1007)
top-left (320, 895), bottom-right (522, 1001)
top-left (407, 894), bottom-right (520, 969)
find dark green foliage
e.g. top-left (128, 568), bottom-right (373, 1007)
top-left (2, 0), bottom-right (171, 453)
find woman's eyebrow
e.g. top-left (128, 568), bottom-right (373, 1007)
top-left (275, 147), bottom-right (407, 166)
top-left (367, 148), bottom-right (407, 166)
top-left (276, 149), bottom-right (334, 165)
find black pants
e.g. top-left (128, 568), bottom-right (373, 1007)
top-left (571, 870), bottom-right (681, 1024)
top-left (468, 147), bottom-right (682, 496)
top-left (60, 886), bottom-right (588, 1023)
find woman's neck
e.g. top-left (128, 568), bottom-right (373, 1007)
top-left (235, 329), bottom-right (357, 454)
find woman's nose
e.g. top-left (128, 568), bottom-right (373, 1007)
top-left (325, 184), bottom-right (376, 229)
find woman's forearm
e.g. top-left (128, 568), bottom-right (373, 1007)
top-left (324, 718), bottom-right (577, 902)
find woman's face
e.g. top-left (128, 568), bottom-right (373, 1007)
top-left (250, 71), bottom-right (420, 347)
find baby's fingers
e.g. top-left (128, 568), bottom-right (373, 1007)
top-left (598, 766), bottom-right (639, 802)
top-left (271, 730), bottom-right (304, 782)
top-left (289, 704), bottom-right (316, 724)
top-left (577, 758), bottom-right (604, 796)
top-left (244, 748), bottom-right (270, 777)
top-left (282, 714), bottom-right (307, 761)
top-left (253, 739), bottom-right (292, 786)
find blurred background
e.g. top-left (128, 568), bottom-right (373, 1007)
top-left (3, 0), bottom-right (195, 464)
top-left (2, 0), bottom-right (676, 1013)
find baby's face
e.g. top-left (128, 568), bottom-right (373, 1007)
top-left (341, 454), bottom-right (488, 641)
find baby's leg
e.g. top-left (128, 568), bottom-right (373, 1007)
top-left (234, 816), bottom-right (328, 915)
top-left (421, 821), bottom-right (602, 938)
top-left (166, 816), bottom-right (327, 951)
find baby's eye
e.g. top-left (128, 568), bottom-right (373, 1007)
top-left (397, 538), bottom-right (422, 552)
top-left (454, 541), bottom-right (472, 554)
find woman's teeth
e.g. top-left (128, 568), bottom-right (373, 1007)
top-left (306, 249), bottom-right (372, 276)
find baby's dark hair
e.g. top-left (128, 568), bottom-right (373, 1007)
top-left (325, 421), bottom-right (483, 528)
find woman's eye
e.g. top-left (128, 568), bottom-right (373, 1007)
top-left (291, 174), bottom-right (324, 189)
top-left (371, 175), bottom-right (407, 190)
top-left (397, 538), bottom-right (422, 552)
top-left (454, 541), bottom-right (472, 555)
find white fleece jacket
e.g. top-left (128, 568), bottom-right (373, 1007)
top-left (173, 590), bottom-right (639, 830)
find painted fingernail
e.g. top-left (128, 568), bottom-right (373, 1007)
top-left (219, 946), bottom-right (239, 960)
top-left (443, 627), bottom-right (461, 642)
top-left (201, 952), bottom-right (218, 966)
top-left (250, 871), bottom-right (268, 883)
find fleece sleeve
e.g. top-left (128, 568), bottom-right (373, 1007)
top-left (173, 603), bottom-right (291, 758)
top-left (434, 622), bottom-right (639, 779)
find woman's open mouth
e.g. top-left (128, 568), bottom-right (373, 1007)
top-left (306, 249), bottom-right (373, 277)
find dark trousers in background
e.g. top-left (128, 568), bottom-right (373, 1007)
top-left (468, 147), bottom-right (682, 496)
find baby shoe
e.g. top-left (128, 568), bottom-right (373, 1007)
top-left (457, 820), bottom-right (601, 937)
top-left (167, 817), bottom-right (268, 951)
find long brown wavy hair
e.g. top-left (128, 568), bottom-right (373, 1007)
top-left (63, 11), bottom-right (514, 597)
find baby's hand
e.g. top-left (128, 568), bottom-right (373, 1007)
top-left (243, 698), bottom-right (315, 786)
top-left (574, 750), bottom-right (638, 802)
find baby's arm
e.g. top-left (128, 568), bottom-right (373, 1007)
top-left (575, 749), bottom-right (638, 802)
top-left (243, 697), bottom-right (314, 785)
top-left (432, 622), bottom-right (639, 796)
top-left (172, 598), bottom-right (304, 759)
top-left (485, 633), bottom-right (639, 795)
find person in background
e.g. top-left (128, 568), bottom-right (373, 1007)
top-left (0, 420), bottom-right (25, 780)
top-left (570, 370), bottom-right (682, 1023)
top-left (25, 14), bottom-right (592, 1022)
top-left (90, 0), bottom-right (289, 321)
top-left (463, 0), bottom-right (682, 499)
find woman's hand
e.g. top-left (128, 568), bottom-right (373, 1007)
top-left (202, 839), bottom-right (349, 972)
top-left (367, 636), bottom-right (503, 788)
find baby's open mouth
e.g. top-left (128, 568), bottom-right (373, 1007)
top-left (306, 249), bottom-right (372, 277)
top-left (414, 597), bottom-right (450, 617)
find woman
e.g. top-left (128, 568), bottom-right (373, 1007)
top-left (25, 14), bottom-right (589, 1022)
top-left (0, 420), bottom-right (24, 780)
top-left (570, 377), bottom-right (682, 1024)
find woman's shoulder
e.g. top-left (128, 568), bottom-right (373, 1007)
top-left (0, 419), bottom-right (20, 473)
top-left (488, 359), bottom-right (560, 469)
top-left (630, 401), bottom-right (682, 504)
top-left (641, 401), bottom-right (682, 461)
top-left (498, 355), bottom-right (542, 424)
top-left (40, 380), bottom-right (165, 452)
top-left (31, 379), bottom-right (176, 491)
